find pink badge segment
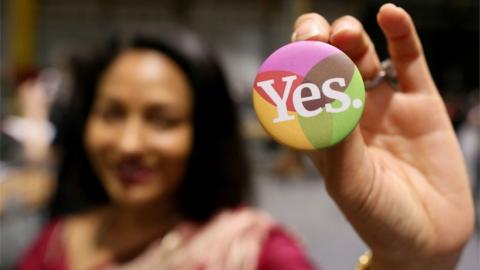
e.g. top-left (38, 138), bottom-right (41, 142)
top-left (258, 41), bottom-right (340, 77)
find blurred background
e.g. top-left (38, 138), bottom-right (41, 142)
top-left (0, 0), bottom-right (478, 269)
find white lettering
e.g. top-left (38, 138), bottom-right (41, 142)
top-left (322, 78), bottom-right (351, 113)
top-left (256, 75), bottom-right (355, 123)
top-left (256, 76), bottom-right (296, 123)
top-left (292, 83), bottom-right (322, 117)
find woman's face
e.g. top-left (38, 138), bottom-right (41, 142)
top-left (85, 50), bottom-right (193, 207)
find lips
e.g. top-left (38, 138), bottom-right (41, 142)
top-left (113, 161), bottom-right (153, 185)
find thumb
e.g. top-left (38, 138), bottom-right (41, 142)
top-left (307, 127), bottom-right (374, 203)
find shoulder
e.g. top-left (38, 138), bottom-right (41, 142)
top-left (257, 224), bottom-right (317, 270)
top-left (17, 219), bottom-right (66, 270)
top-left (195, 207), bottom-right (316, 269)
top-left (17, 211), bottom-right (100, 270)
top-left (211, 206), bottom-right (275, 228)
top-left (169, 207), bottom-right (275, 268)
top-left (198, 206), bottom-right (276, 244)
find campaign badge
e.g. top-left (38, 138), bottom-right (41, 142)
top-left (253, 41), bottom-right (365, 150)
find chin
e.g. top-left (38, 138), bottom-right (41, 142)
top-left (102, 173), bottom-right (177, 208)
top-left (107, 181), bottom-right (167, 207)
top-left (115, 188), bottom-right (168, 207)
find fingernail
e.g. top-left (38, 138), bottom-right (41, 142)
top-left (292, 20), bottom-right (321, 41)
top-left (380, 3), bottom-right (397, 12)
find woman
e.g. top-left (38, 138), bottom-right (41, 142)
top-left (18, 23), bottom-right (315, 270)
top-left (20, 3), bottom-right (474, 270)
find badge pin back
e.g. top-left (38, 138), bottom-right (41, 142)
top-left (252, 41), bottom-right (365, 150)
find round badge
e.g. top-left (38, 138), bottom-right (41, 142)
top-left (252, 41), bottom-right (365, 150)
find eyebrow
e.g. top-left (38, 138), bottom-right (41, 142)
top-left (144, 104), bottom-right (179, 113)
top-left (99, 95), bottom-right (188, 113)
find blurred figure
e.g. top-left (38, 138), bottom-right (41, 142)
top-left (18, 29), bottom-right (314, 269)
top-left (0, 73), bottom-right (58, 269)
top-left (273, 149), bottom-right (307, 178)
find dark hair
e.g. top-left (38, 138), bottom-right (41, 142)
top-left (50, 27), bottom-right (251, 222)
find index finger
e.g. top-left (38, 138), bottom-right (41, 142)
top-left (292, 13), bottom-right (331, 42)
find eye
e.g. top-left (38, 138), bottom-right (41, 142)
top-left (144, 105), bottom-right (188, 129)
top-left (95, 103), bottom-right (125, 123)
top-left (146, 113), bottom-right (179, 129)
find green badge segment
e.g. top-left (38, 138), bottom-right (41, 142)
top-left (297, 68), bottom-right (364, 148)
top-left (298, 110), bottom-right (333, 148)
top-left (330, 68), bottom-right (365, 146)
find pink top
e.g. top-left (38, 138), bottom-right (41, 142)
top-left (18, 213), bottom-right (316, 270)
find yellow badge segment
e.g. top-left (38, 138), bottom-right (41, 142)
top-left (253, 90), bottom-right (313, 149)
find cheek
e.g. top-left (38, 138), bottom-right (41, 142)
top-left (84, 118), bottom-right (115, 161)
top-left (150, 125), bottom-right (193, 162)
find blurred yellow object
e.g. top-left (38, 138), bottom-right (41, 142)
top-left (9, 0), bottom-right (37, 70)
top-left (355, 251), bottom-right (372, 270)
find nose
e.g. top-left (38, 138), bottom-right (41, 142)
top-left (118, 116), bottom-right (144, 156)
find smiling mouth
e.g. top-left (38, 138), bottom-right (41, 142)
top-left (113, 161), bottom-right (153, 185)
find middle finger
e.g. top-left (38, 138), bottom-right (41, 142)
top-left (330, 16), bottom-right (382, 80)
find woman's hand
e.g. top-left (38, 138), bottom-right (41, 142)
top-left (292, 3), bottom-right (474, 269)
